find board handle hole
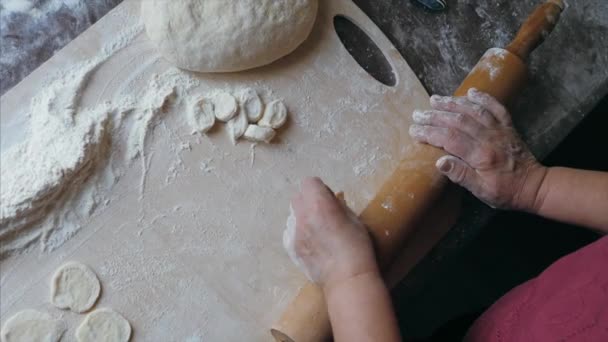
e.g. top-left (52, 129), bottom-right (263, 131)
top-left (334, 15), bottom-right (396, 87)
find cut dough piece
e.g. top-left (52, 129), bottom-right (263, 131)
top-left (227, 110), bottom-right (249, 145)
top-left (189, 98), bottom-right (216, 134)
top-left (142, 0), bottom-right (319, 73)
top-left (240, 89), bottom-right (264, 123)
top-left (1, 310), bottom-right (66, 342)
top-left (213, 92), bottom-right (238, 122)
top-left (244, 125), bottom-right (276, 144)
top-left (50, 262), bottom-right (101, 313)
top-left (76, 308), bottom-right (131, 342)
top-left (259, 100), bottom-right (288, 129)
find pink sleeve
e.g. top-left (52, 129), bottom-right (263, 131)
top-left (465, 236), bottom-right (608, 342)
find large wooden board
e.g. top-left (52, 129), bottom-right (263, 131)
top-left (0, 0), bottom-right (432, 340)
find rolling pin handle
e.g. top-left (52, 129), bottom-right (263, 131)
top-left (506, 0), bottom-right (565, 60)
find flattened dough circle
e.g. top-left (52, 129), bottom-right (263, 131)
top-left (50, 262), bottom-right (101, 313)
top-left (1, 310), bottom-right (66, 342)
top-left (76, 308), bottom-right (131, 342)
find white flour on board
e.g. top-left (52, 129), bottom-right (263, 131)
top-left (0, 21), bottom-right (388, 257)
top-left (0, 23), bottom-right (202, 256)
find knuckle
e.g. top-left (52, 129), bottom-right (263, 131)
top-left (452, 113), bottom-right (467, 126)
top-left (476, 147), bottom-right (499, 168)
top-left (452, 166), bottom-right (467, 184)
top-left (445, 128), bottom-right (459, 142)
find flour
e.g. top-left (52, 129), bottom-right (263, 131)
top-left (0, 23), bottom-right (162, 256)
top-left (0, 0), bottom-right (33, 13)
top-left (471, 48), bottom-right (509, 81)
top-left (0, 0), bottom-right (86, 18)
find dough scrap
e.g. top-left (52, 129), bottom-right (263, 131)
top-left (244, 125), bottom-right (276, 144)
top-left (227, 110), bottom-right (249, 145)
top-left (50, 262), bottom-right (101, 313)
top-left (213, 92), bottom-right (238, 122)
top-left (259, 100), bottom-right (288, 129)
top-left (240, 89), bottom-right (264, 123)
top-left (189, 98), bottom-right (216, 134)
top-left (76, 308), bottom-right (131, 342)
top-left (142, 0), bottom-right (319, 73)
top-left (1, 310), bottom-right (66, 342)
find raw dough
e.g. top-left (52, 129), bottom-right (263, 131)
top-left (259, 100), bottom-right (288, 129)
top-left (227, 110), bottom-right (249, 145)
top-left (50, 262), bottom-right (101, 313)
top-left (141, 0), bottom-right (319, 73)
top-left (244, 125), bottom-right (276, 144)
top-left (1, 310), bottom-right (66, 342)
top-left (189, 98), bottom-right (216, 134)
top-left (213, 92), bottom-right (238, 122)
top-left (76, 308), bottom-right (131, 342)
top-left (240, 89), bottom-right (264, 123)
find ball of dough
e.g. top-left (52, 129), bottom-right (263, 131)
top-left (141, 0), bottom-right (319, 73)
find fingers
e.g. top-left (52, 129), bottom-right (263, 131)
top-left (435, 155), bottom-right (480, 193)
top-left (413, 109), bottom-right (485, 137)
top-left (410, 124), bottom-right (478, 162)
top-left (466, 88), bottom-right (512, 126)
top-left (430, 94), bottom-right (498, 127)
top-left (300, 177), bottom-right (334, 200)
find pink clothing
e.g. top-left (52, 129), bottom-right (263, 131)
top-left (465, 236), bottom-right (608, 342)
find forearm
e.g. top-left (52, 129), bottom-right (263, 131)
top-left (324, 271), bottom-right (401, 342)
top-left (530, 167), bottom-right (608, 232)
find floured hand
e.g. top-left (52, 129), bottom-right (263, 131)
top-left (283, 178), bottom-right (378, 290)
top-left (410, 88), bottom-right (547, 210)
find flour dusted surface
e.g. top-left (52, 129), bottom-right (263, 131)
top-left (0, 0), bottom-right (425, 340)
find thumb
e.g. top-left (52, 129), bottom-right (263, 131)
top-left (436, 155), bottom-right (479, 192)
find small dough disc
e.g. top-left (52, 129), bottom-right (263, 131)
top-left (244, 125), bottom-right (276, 143)
top-left (227, 110), bottom-right (249, 145)
top-left (76, 308), bottom-right (131, 342)
top-left (259, 100), bottom-right (288, 129)
top-left (213, 92), bottom-right (238, 122)
top-left (189, 98), bottom-right (216, 134)
top-left (240, 89), bottom-right (264, 123)
top-left (50, 262), bottom-right (101, 313)
top-left (1, 310), bottom-right (66, 342)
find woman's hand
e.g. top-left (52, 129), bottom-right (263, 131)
top-left (284, 177), bottom-right (379, 291)
top-left (410, 88), bottom-right (548, 211)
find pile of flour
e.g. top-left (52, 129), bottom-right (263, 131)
top-left (0, 24), bottom-right (196, 256)
top-left (0, 19), bottom-right (289, 257)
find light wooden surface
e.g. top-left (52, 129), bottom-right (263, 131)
top-left (0, 0), bottom-right (441, 340)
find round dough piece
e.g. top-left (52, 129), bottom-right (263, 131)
top-left (1, 310), bottom-right (66, 342)
top-left (227, 110), bottom-right (249, 145)
top-left (259, 100), bottom-right (288, 129)
top-left (244, 125), bottom-right (276, 144)
top-left (142, 0), bottom-right (319, 73)
top-left (189, 98), bottom-right (216, 134)
top-left (213, 92), bottom-right (238, 122)
top-left (240, 89), bottom-right (264, 123)
top-left (50, 262), bottom-right (101, 313)
top-left (76, 308), bottom-right (131, 342)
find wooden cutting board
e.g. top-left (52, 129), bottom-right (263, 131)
top-left (0, 0), bottom-right (434, 340)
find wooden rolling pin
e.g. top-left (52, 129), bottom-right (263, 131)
top-left (271, 1), bottom-right (565, 341)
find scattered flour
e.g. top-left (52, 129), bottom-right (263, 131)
top-left (0, 23), bottom-right (196, 256)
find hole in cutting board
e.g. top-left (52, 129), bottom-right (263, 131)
top-left (334, 15), bottom-right (396, 87)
